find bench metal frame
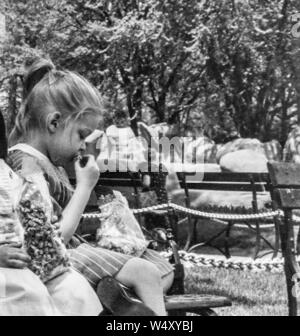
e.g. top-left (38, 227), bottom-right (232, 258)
top-left (176, 172), bottom-right (281, 259)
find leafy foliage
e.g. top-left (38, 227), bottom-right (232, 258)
top-left (0, 0), bottom-right (300, 144)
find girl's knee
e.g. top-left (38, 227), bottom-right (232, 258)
top-left (129, 258), bottom-right (162, 284)
top-left (162, 272), bottom-right (175, 294)
top-left (117, 258), bottom-right (162, 287)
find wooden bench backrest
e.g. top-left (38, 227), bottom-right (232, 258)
top-left (73, 171), bottom-right (271, 192)
top-left (268, 162), bottom-right (300, 209)
top-left (177, 172), bottom-right (270, 192)
top-left (70, 172), bottom-right (143, 188)
top-left (97, 172), bottom-right (143, 188)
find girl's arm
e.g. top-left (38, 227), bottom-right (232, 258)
top-left (58, 156), bottom-right (100, 244)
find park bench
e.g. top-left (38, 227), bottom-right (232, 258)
top-left (268, 162), bottom-right (300, 316)
top-left (78, 171), bottom-right (232, 316)
top-left (176, 164), bottom-right (300, 316)
top-left (176, 171), bottom-right (281, 259)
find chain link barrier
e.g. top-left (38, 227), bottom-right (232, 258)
top-left (82, 203), bottom-right (300, 273)
top-left (83, 202), bottom-right (298, 221)
top-left (159, 250), bottom-right (290, 273)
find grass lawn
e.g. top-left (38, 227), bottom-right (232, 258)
top-left (176, 215), bottom-right (292, 315)
top-left (185, 266), bottom-right (288, 316)
top-left (123, 187), bottom-right (292, 315)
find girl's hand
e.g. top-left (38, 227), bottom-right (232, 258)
top-left (75, 155), bottom-right (100, 191)
top-left (0, 233), bottom-right (19, 245)
top-left (0, 243), bottom-right (31, 269)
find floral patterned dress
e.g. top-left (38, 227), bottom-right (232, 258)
top-left (8, 144), bottom-right (173, 288)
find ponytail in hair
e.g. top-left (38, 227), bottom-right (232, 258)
top-left (0, 110), bottom-right (8, 160)
top-left (23, 58), bottom-right (55, 100)
top-left (9, 57), bottom-right (55, 146)
top-left (9, 104), bottom-right (28, 146)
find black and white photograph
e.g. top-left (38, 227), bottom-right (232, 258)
top-left (0, 0), bottom-right (300, 320)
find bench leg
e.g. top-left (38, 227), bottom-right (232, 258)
top-left (188, 225), bottom-right (232, 258)
top-left (254, 220), bottom-right (261, 260)
top-left (197, 308), bottom-right (218, 316)
top-left (280, 210), bottom-right (300, 316)
top-left (225, 221), bottom-right (233, 259)
top-left (244, 222), bottom-right (276, 259)
top-left (273, 215), bottom-right (281, 259)
top-left (184, 217), bottom-right (197, 251)
top-left (193, 218), bottom-right (198, 245)
top-left (168, 309), bottom-right (218, 316)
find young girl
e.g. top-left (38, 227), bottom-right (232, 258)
top-left (9, 58), bottom-right (174, 316)
top-left (0, 110), bottom-right (102, 316)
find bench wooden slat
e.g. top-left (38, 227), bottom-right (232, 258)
top-left (179, 182), bottom-right (268, 192)
top-left (179, 172), bottom-right (270, 183)
top-left (98, 179), bottom-right (143, 188)
top-left (268, 162), bottom-right (300, 187)
top-left (100, 172), bottom-right (141, 179)
top-left (178, 172), bottom-right (270, 193)
top-left (274, 189), bottom-right (300, 209)
top-left (165, 294), bottom-right (232, 311)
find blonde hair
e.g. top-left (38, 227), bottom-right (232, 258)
top-left (9, 58), bottom-right (103, 145)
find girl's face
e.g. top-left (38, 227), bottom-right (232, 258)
top-left (48, 114), bottom-right (100, 168)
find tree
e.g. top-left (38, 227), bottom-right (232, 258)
top-left (1, 0), bottom-right (299, 144)
top-left (43, 0), bottom-right (206, 136)
top-left (186, 0), bottom-right (298, 144)
top-left (0, 0), bottom-right (61, 132)
top-left (49, 0), bottom-right (300, 142)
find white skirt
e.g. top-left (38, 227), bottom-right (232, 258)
top-left (45, 269), bottom-right (102, 316)
top-left (0, 268), bottom-right (60, 316)
top-left (0, 268), bottom-right (102, 316)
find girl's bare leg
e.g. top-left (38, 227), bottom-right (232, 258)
top-left (116, 258), bottom-right (167, 316)
top-left (162, 271), bottom-right (175, 294)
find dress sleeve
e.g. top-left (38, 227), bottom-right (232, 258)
top-left (17, 156), bottom-right (53, 218)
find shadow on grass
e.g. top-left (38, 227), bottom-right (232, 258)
top-left (186, 276), bottom-right (258, 306)
top-left (185, 267), bottom-right (287, 310)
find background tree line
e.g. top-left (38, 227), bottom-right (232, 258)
top-left (1, 0), bottom-right (300, 145)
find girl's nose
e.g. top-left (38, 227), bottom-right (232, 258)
top-left (80, 141), bottom-right (87, 152)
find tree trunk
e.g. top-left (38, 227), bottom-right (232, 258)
top-left (291, 37), bottom-right (300, 121)
top-left (126, 95), bottom-right (139, 136)
top-left (281, 93), bottom-right (288, 148)
top-left (7, 75), bottom-right (18, 134)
